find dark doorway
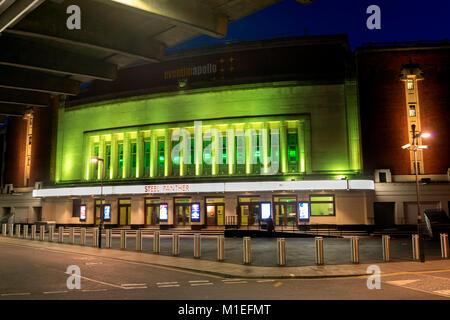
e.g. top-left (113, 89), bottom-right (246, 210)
top-left (374, 202), bottom-right (395, 226)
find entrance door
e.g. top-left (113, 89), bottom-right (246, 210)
top-left (118, 199), bottom-right (131, 226)
top-left (94, 200), bottom-right (106, 225)
top-left (273, 196), bottom-right (297, 226)
top-left (239, 203), bottom-right (260, 226)
top-left (145, 198), bottom-right (160, 226)
top-left (205, 197), bottom-right (225, 226)
top-left (174, 198), bottom-right (191, 226)
top-left (374, 202), bottom-right (395, 226)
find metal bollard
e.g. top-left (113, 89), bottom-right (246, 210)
top-left (351, 236), bottom-right (359, 264)
top-left (105, 229), bottom-right (112, 248)
top-left (120, 230), bottom-right (127, 249)
top-left (80, 228), bottom-right (86, 245)
top-left (153, 231), bottom-right (160, 253)
top-left (217, 235), bottom-right (225, 261)
top-left (1, 224), bottom-right (6, 236)
top-left (39, 225), bottom-right (45, 241)
top-left (277, 238), bottom-right (286, 266)
top-left (8, 224), bottom-right (13, 237)
top-left (58, 226), bottom-right (64, 243)
top-left (315, 237), bottom-right (324, 265)
top-left (15, 224), bottom-right (21, 238)
top-left (23, 225), bottom-right (28, 239)
top-left (172, 233), bottom-right (180, 256)
top-left (382, 235), bottom-right (391, 262)
top-left (412, 234), bottom-right (420, 260)
top-left (31, 225), bottom-right (36, 240)
top-left (48, 225), bottom-right (55, 242)
top-left (440, 233), bottom-right (449, 259)
top-left (194, 234), bottom-right (201, 258)
top-left (69, 228), bottom-right (74, 244)
top-left (243, 237), bottom-right (251, 264)
top-left (93, 228), bottom-right (99, 247)
top-left (136, 230), bottom-right (143, 251)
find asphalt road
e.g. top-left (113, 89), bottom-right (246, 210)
top-left (0, 242), bottom-right (449, 301)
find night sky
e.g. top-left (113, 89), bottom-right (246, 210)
top-left (169, 0), bottom-right (450, 52)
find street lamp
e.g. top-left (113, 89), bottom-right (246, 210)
top-left (401, 124), bottom-right (431, 262)
top-left (91, 157), bottom-right (104, 248)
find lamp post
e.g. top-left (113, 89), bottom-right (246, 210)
top-left (91, 157), bottom-right (104, 248)
top-left (401, 125), bottom-right (431, 262)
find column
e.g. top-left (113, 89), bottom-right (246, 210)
top-left (111, 134), bottom-right (118, 179)
top-left (280, 121), bottom-right (288, 174)
top-left (227, 126), bottom-right (235, 175)
top-left (150, 132), bottom-right (157, 178)
top-left (123, 134), bottom-right (130, 179)
top-left (212, 127), bottom-right (219, 176)
top-left (136, 131), bottom-right (144, 179)
top-left (98, 136), bottom-right (105, 180)
top-left (298, 121), bottom-right (306, 173)
top-left (84, 136), bottom-right (92, 181)
top-left (245, 123), bottom-right (251, 174)
top-left (195, 122), bottom-right (203, 176)
top-left (262, 122), bottom-right (269, 175)
top-left (164, 129), bottom-right (171, 177)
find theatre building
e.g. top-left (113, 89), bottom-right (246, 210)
top-left (30, 35), bottom-right (375, 229)
top-left (357, 40), bottom-right (450, 227)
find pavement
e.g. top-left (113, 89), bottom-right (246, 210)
top-left (1, 234), bottom-right (449, 279)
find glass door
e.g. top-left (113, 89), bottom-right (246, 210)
top-left (145, 198), bottom-right (160, 226)
top-left (205, 197), bottom-right (225, 226)
top-left (174, 198), bottom-right (191, 226)
top-left (274, 196), bottom-right (297, 226)
top-left (238, 197), bottom-right (260, 226)
top-left (118, 199), bottom-right (131, 226)
top-left (94, 200), bottom-right (106, 226)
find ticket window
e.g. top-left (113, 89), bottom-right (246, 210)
top-left (238, 196), bottom-right (260, 226)
top-left (94, 199), bottom-right (106, 225)
top-left (118, 199), bottom-right (131, 226)
top-left (174, 198), bottom-right (191, 226)
top-left (145, 198), bottom-right (160, 226)
top-left (273, 196), bottom-right (297, 226)
top-left (206, 197), bottom-right (225, 226)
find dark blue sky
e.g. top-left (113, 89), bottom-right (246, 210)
top-left (169, 0), bottom-right (450, 52)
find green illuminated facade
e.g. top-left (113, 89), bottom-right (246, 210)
top-left (55, 81), bottom-right (362, 184)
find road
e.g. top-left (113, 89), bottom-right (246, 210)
top-left (0, 241), bottom-right (449, 301)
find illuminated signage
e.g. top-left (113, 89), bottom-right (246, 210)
top-left (103, 204), bottom-right (111, 221)
top-left (191, 203), bottom-right (201, 222)
top-left (159, 204), bottom-right (168, 222)
top-left (79, 204), bottom-right (86, 222)
top-left (298, 202), bottom-right (310, 222)
top-left (261, 202), bottom-right (271, 220)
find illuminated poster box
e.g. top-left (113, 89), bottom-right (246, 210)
top-left (260, 202), bottom-right (271, 220)
top-left (191, 203), bottom-right (201, 223)
top-left (159, 204), bottom-right (168, 222)
top-left (79, 204), bottom-right (87, 222)
top-left (103, 204), bottom-right (111, 222)
top-left (298, 202), bottom-right (310, 222)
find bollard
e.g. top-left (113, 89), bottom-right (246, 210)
top-left (39, 225), bottom-right (45, 241)
top-left (194, 234), bottom-right (201, 259)
top-left (23, 225), bottom-right (28, 239)
top-left (382, 235), bottom-right (391, 262)
top-left (440, 233), bottom-right (449, 259)
top-left (9, 224), bottom-right (13, 237)
top-left (80, 228), bottom-right (86, 245)
top-left (48, 225), bottom-right (55, 242)
top-left (412, 234), bottom-right (420, 260)
top-left (172, 233), bottom-right (180, 256)
top-left (58, 226), bottom-right (64, 243)
top-left (120, 230), bottom-right (127, 249)
top-left (153, 231), bottom-right (160, 253)
top-left (31, 225), bottom-right (36, 240)
top-left (15, 225), bottom-right (21, 238)
top-left (217, 235), bottom-right (225, 261)
top-left (136, 230), bottom-right (143, 251)
top-left (93, 228), bottom-right (99, 247)
top-left (69, 228), bottom-right (74, 244)
top-left (243, 237), bottom-right (251, 264)
top-left (1, 224), bottom-right (6, 236)
top-left (277, 238), bottom-right (286, 266)
top-left (315, 237), bottom-right (324, 265)
top-left (105, 229), bottom-right (112, 248)
top-left (351, 236), bottom-right (359, 264)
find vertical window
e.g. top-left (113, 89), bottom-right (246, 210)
top-left (130, 142), bottom-right (137, 177)
top-left (287, 131), bottom-right (298, 163)
top-left (409, 105), bottom-right (416, 117)
top-left (92, 143), bottom-right (99, 180)
top-left (221, 136), bottom-right (227, 163)
top-left (269, 129), bottom-right (280, 164)
top-left (235, 135), bottom-right (245, 165)
top-left (144, 141), bottom-right (151, 176)
top-left (251, 132), bottom-right (261, 174)
top-left (310, 195), bottom-right (335, 216)
top-left (118, 143), bottom-right (123, 178)
top-left (105, 143), bottom-right (111, 178)
top-left (407, 79), bottom-right (414, 90)
top-left (157, 139), bottom-right (164, 176)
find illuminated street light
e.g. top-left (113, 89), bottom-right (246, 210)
top-left (401, 124), bottom-right (431, 262)
top-left (91, 157), bottom-right (104, 248)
